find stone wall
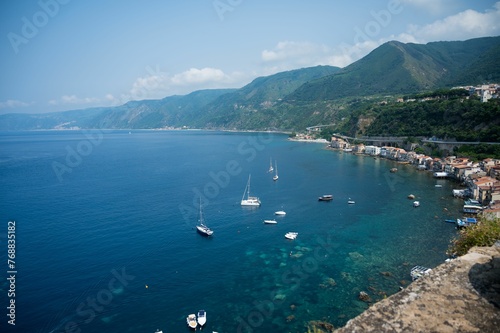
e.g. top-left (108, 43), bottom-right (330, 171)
top-left (334, 243), bottom-right (500, 333)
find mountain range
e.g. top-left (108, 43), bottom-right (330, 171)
top-left (1, 36), bottom-right (499, 132)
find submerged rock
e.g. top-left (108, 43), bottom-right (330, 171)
top-left (358, 291), bottom-right (371, 302)
top-left (308, 320), bottom-right (335, 332)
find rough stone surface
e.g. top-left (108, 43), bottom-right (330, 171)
top-left (335, 245), bottom-right (500, 333)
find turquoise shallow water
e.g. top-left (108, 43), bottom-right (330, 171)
top-left (0, 130), bottom-right (463, 332)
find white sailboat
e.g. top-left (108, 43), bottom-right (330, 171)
top-left (268, 157), bottom-right (274, 173)
top-left (241, 174), bottom-right (261, 206)
top-left (273, 161), bottom-right (278, 181)
top-left (196, 198), bottom-right (213, 236)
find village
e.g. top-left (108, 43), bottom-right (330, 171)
top-left (324, 136), bottom-right (500, 219)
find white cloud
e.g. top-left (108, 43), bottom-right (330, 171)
top-left (171, 67), bottom-right (229, 85)
top-left (48, 95), bottom-right (100, 106)
top-left (326, 2), bottom-right (500, 67)
top-left (0, 99), bottom-right (32, 109)
top-left (260, 41), bottom-right (338, 73)
top-left (406, 3), bottom-right (500, 42)
top-left (95, 66), bottom-right (247, 106)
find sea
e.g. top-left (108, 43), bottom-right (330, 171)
top-left (0, 130), bottom-right (465, 333)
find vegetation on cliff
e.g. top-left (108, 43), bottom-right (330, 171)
top-left (448, 218), bottom-right (500, 256)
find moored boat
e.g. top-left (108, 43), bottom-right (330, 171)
top-left (463, 205), bottom-right (482, 214)
top-left (275, 210), bottom-right (286, 215)
top-left (197, 310), bottom-right (206, 327)
top-left (186, 314), bottom-right (197, 329)
top-left (241, 174), bottom-right (261, 206)
top-left (196, 198), bottom-right (213, 236)
top-left (285, 232), bottom-right (298, 240)
top-left (456, 217), bottom-right (478, 228)
top-left (410, 265), bottom-right (432, 281)
top-left (264, 219), bottom-right (277, 224)
top-left (413, 201), bottom-right (420, 207)
top-left (318, 195), bottom-right (333, 201)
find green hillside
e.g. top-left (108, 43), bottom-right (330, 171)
top-left (197, 65), bottom-right (340, 128)
top-left (288, 36), bottom-right (500, 102)
top-left (1, 36), bottom-right (499, 135)
top-left (336, 91), bottom-right (500, 142)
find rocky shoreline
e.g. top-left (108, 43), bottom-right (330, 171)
top-left (333, 243), bottom-right (500, 333)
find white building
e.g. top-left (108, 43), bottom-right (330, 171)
top-left (365, 145), bottom-right (381, 156)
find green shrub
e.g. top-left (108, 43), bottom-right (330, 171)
top-left (448, 218), bottom-right (500, 256)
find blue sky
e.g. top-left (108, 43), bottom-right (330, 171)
top-left (1, 0), bottom-right (499, 114)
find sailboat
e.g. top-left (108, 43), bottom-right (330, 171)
top-left (273, 161), bottom-right (278, 181)
top-left (241, 174), bottom-right (261, 206)
top-left (196, 198), bottom-right (213, 236)
top-left (268, 157), bottom-right (274, 173)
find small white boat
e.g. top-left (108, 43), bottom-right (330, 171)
top-left (241, 174), bottom-right (261, 206)
top-left (197, 310), bottom-right (206, 327)
top-left (264, 219), bottom-right (277, 224)
top-left (410, 265), bottom-right (432, 281)
top-left (285, 232), bottom-right (298, 240)
top-left (413, 201), bottom-right (420, 207)
top-left (348, 198), bottom-right (355, 204)
top-left (273, 161), bottom-right (278, 181)
top-left (186, 314), bottom-right (197, 329)
top-left (434, 184), bottom-right (443, 188)
top-left (154, 330), bottom-right (163, 333)
top-left (196, 199), bottom-right (213, 236)
top-left (318, 194), bottom-right (333, 201)
top-left (275, 210), bottom-right (286, 215)
top-left (268, 157), bottom-right (274, 173)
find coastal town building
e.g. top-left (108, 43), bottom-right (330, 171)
top-left (364, 145), bottom-right (381, 156)
top-left (327, 136), bottom-right (500, 221)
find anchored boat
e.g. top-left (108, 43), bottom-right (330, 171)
top-left (241, 174), bottom-right (261, 207)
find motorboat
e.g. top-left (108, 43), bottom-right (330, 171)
top-left (186, 314), bottom-right (197, 329)
top-left (275, 210), bottom-right (286, 215)
top-left (264, 219), bottom-right (277, 224)
top-left (285, 232), bottom-right (298, 240)
top-left (318, 195), bottom-right (333, 201)
top-left (268, 157), bottom-right (274, 173)
top-left (273, 161), bottom-right (278, 181)
top-left (413, 201), bottom-right (420, 207)
top-left (241, 174), bottom-right (261, 206)
top-left (456, 217), bottom-right (478, 228)
top-left (463, 205), bottom-right (482, 214)
top-left (410, 266), bottom-right (432, 281)
top-left (197, 310), bottom-right (206, 327)
top-left (348, 198), bottom-right (355, 204)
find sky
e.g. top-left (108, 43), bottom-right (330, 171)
top-left (0, 0), bottom-right (499, 114)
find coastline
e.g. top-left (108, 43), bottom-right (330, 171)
top-left (288, 138), bottom-right (329, 143)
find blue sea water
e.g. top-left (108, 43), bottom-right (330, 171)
top-left (0, 130), bottom-right (464, 333)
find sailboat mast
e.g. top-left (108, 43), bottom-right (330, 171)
top-left (198, 197), bottom-right (203, 224)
